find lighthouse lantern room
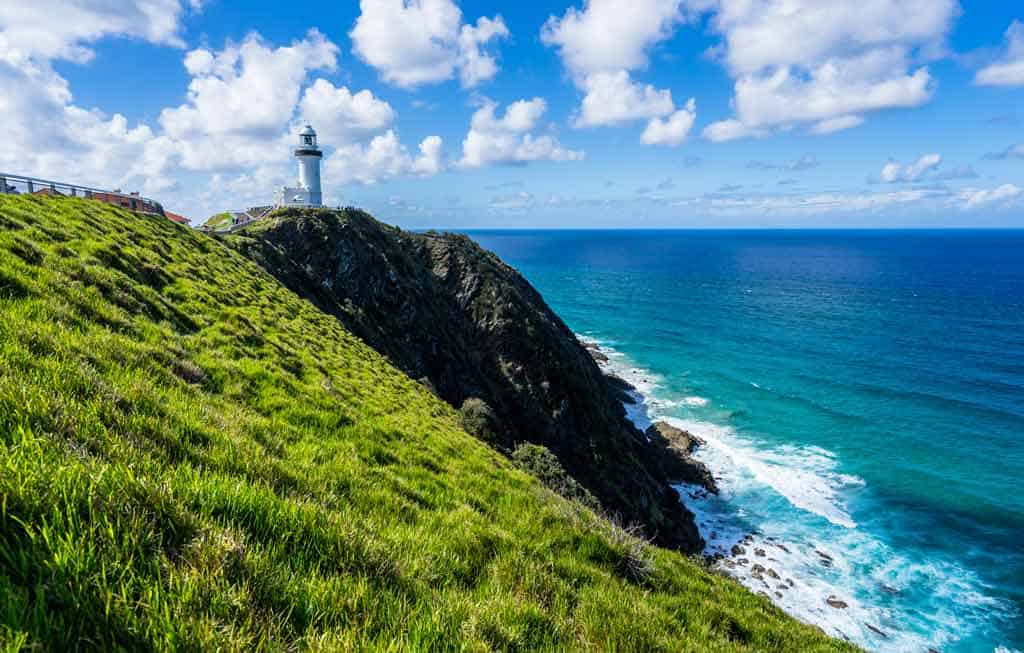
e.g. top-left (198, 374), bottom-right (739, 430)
top-left (276, 124), bottom-right (324, 207)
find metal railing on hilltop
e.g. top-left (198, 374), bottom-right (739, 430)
top-left (0, 172), bottom-right (164, 216)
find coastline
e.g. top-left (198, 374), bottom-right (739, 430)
top-left (577, 333), bottom-right (1014, 653)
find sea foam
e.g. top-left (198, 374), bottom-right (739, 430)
top-left (579, 332), bottom-right (1015, 653)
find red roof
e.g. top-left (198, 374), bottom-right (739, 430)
top-left (164, 211), bottom-right (191, 225)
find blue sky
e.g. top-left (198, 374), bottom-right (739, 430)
top-left (1, 1), bottom-right (1023, 228)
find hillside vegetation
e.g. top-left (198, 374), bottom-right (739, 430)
top-left (202, 211), bottom-right (233, 231)
top-left (226, 208), bottom-right (708, 553)
top-left (0, 195), bottom-right (855, 651)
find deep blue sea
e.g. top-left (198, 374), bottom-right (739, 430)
top-left (466, 230), bottom-right (1024, 653)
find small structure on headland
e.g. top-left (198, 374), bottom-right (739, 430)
top-left (275, 125), bottom-right (323, 208)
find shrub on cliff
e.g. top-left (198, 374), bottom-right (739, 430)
top-left (512, 443), bottom-right (602, 512)
top-left (458, 397), bottom-right (501, 445)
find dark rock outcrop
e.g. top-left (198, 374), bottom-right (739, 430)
top-left (226, 208), bottom-right (706, 552)
top-left (644, 421), bottom-right (718, 493)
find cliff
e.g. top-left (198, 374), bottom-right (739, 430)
top-left (0, 195), bottom-right (854, 651)
top-left (226, 207), bottom-right (713, 552)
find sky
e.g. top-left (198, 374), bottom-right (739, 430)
top-left (1, 0), bottom-right (1023, 229)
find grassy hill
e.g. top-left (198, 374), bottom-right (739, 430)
top-left (0, 195), bottom-right (856, 651)
top-left (202, 211), bottom-right (233, 231)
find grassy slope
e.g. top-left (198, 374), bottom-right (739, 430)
top-left (0, 195), bottom-right (856, 652)
top-left (202, 212), bottom-right (233, 231)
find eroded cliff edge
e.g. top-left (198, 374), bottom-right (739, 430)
top-left (226, 207), bottom-right (713, 552)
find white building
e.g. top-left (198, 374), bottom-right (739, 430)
top-left (275, 125), bottom-right (323, 207)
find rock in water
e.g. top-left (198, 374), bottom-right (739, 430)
top-left (226, 208), bottom-right (704, 552)
top-left (644, 421), bottom-right (718, 493)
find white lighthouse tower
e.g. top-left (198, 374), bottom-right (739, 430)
top-left (275, 124), bottom-right (323, 207)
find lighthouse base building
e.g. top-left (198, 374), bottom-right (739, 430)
top-left (276, 125), bottom-right (324, 207)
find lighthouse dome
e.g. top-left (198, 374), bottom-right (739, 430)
top-left (298, 124), bottom-right (318, 148)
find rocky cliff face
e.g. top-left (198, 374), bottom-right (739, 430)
top-left (226, 207), bottom-right (711, 552)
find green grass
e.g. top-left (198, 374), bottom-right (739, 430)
top-left (0, 195), bottom-right (857, 652)
top-left (202, 211), bottom-right (233, 231)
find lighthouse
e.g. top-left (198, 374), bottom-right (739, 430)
top-left (275, 124), bottom-right (324, 207)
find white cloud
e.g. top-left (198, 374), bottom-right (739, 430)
top-left (574, 70), bottom-right (675, 127)
top-left (159, 30), bottom-right (338, 171)
top-left (0, 0), bottom-right (198, 64)
top-left (811, 115), bottom-right (864, 135)
top-left (703, 118), bottom-right (765, 142)
top-left (458, 98), bottom-right (583, 167)
top-left (672, 187), bottom-right (947, 216)
top-left (324, 130), bottom-right (445, 186)
top-left (490, 190), bottom-right (535, 211)
top-left (298, 79), bottom-right (395, 144)
top-left (457, 16), bottom-right (510, 88)
top-left (0, 65), bottom-right (172, 192)
top-left (975, 21), bottom-right (1024, 87)
top-left (641, 99), bottom-right (697, 145)
top-left (541, 0), bottom-right (684, 78)
top-left (0, 17), bottom-right (444, 220)
top-left (0, 3), bottom-right (202, 194)
top-left (879, 153), bottom-right (942, 183)
top-left (350, 0), bottom-right (507, 88)
top-left (412, 135), bottom-right (444, 175)
top-left (958, 184), bottom-right (1022, 209)
top-left (543, 1), bottom-right (697, 145)
top-left (691, 0), bottom-right (957, 140)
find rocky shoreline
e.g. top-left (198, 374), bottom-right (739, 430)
top-left (581, 339), bottom-right (902, 643)
top-left (581, 342), bottom-right (718, 495)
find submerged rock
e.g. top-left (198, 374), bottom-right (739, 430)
top-left (865, 624), bottom-right (888, 638)
top-left (825, 596), bottom-right (848, 609)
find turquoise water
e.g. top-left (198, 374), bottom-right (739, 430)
top-left (467, 230), bottom-right (1024, 653)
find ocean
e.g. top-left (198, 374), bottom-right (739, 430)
top-left (466, 230), bottom-right (1024, 653)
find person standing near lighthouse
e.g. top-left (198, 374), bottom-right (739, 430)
top-left (276, 125), bottom-right (324, 207)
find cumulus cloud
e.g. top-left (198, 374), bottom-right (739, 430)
top-left (324, 130), bottom-right (445, 186)
top-left (690, 0), bottom-right (957, 140)
top-left (975, 21), bottom-right (1024, 87)
top-left (159, 30), bottom-right (338, 170)
top-left (350, 0), bottom-right (508, 88)
top-left (541, 0), bottom-right (683, 78)
top-left (0, 0), bottom-right (198, 64)
top-left (458, 98), bottom-right (583, 168)
top-left (161, 32), bottom-right (444, 188)
top-left (0, 15), bottom-right (445, 219)
top-left (542, 0), bottom-right (696, 146)
top-left (573, 70), bottom-right (674, 127)
top-left (0, 1), bottom-right (202, 193)
top-left (297, 78), bottom-right (395, 144)
top-left (641, 99), bottom-right (697, 145)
